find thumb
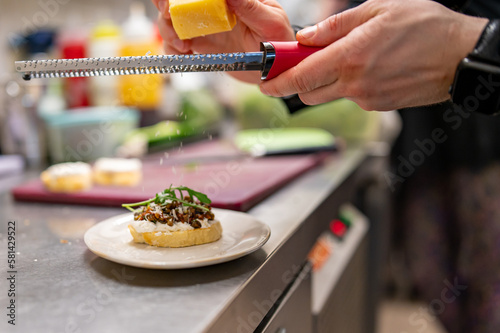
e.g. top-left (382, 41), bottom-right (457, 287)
top-left (297, 4), bottom-right (374, 46)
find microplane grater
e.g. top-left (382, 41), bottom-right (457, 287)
top-left (15, 42), bottom-right (323, 81)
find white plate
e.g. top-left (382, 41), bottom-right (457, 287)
top-left (84, 208), bottom-right (271, 269)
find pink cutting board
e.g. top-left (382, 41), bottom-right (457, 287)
top-left (12, 141), bottom-right (328, 211)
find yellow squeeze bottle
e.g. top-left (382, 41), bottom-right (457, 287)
top-left (169, 0), bottom-right (236, 40)
top-left (119, 2), bottom-right (162, 111)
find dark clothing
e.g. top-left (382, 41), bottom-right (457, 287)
top-left (343, 0), bottom-right (500, 332)
top-left (387, 0), bottom-right (500, 332)
top-left (393, 103), bottom-right (500, 171)
top-left (400, 164), bottom-right (500, 332)
top-left (465, 0), bottom-right (500, 18)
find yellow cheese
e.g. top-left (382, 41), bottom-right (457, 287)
top-left (169, 0), bottom-right (236, 40)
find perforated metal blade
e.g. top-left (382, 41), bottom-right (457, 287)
top-left (15, 42), bottom-right (324, 81)
top-left (15, 52), bottom-right (265, 81)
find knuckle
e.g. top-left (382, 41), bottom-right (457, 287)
top-left (324, 13), bottom-right (343, 33)
top-left (243, 0), bottom-right (259, 13)
top-left (345, 79), bottom-right (372, 102)
top-left (355, 101), bottom-right (372, 111)
top-left (349, 95), bottom-right (377, 111)
top-left (355, 96), bottom-right (375, 111)
top-left (290, 68), bottom-right (315, 94)
top-left (261, 83), bottom-right (283, 97)
top-left (348, 81), bottom-right (366, 99)
top-left (335, 83), bottom-right (349, 100)
top-left (349, 85), bottom-right (391, 111)
top-left (299, 94), bottom-right (324, 105)
top-left (359, 100), bottom-right (383, 112)
top-left (340, 62), bottom-right (372, 100)
top-left (297, 94), bottom-right (316, 106)
top-left (163, 45), bottom-right (178, 55)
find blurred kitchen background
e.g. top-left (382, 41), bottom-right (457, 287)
top-left (0, 0), bottom-right (390, 166)
top-left (0, 0), bottom-right (445, 332)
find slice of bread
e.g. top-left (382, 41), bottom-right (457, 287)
top-left (128, 221), bottom-right (222, 248)
top-left (41, 162), bottom-right (92, 192)
top-left (93, 157), bottom-right (142, 186)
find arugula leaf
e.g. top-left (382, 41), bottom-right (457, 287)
top-left (177, 186), bottom-right (211, 204)
top-left (122, 185), bottom-right (211, 212)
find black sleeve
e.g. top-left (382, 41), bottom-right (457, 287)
top-left (470, 19), bottom-right (500, 66)
top-left (450, 19), bottom-right (500, 115)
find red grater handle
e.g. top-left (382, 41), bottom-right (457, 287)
top-left (264, 41), bottom-right (324, 80)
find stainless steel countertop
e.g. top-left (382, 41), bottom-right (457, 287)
top-left (0, 148), bottom-right (369, 333)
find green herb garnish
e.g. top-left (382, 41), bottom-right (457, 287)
top-left (122, 185), bottom-right (211, 212)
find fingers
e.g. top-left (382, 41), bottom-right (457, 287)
top-left (153, 0), bottom-right (189, 54)
top-left (227, 0), bottom-right (292, 39)
top-left (259, 1), bottom-right (382, 104)
top-left (296, 83), bottom-right (345, 106)
top-left (227, 0), bottom-right (274, 23)
top-left (156, 12), bottom-right (192, 53)
top-left (297, 1), bottom-right (375, 46)
top-left (152, 0), bottom-right (170, 18)
top-left (259, 43), bottom-right (343, 100)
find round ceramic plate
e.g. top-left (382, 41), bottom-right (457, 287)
top-left (84, 208), bottom-right (271, 269)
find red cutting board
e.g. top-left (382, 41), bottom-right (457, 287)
top-left (12, 141), bottom-right (328, 211)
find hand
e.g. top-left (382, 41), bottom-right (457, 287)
top-left (259, 0), bottom-right (488, 111)
top-left (151, 0), bottom-right (295, 83)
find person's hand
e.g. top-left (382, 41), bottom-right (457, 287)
top-left (151, 0), bottom-right (295, 83)
top-left (259, 0), bottom-right (488, 111)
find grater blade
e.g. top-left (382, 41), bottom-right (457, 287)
top-left (15, 42), bottom-right (325, 81)
top-left (15, 52), bottom-right (265, 80)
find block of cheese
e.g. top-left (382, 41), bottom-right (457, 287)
top-left (169, 0), bottom-right (236, 40)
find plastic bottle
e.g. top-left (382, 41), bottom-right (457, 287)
top-left (58, 28), bottom-right (90, 108)
top-left (88, 20), bottom-right (121, 106)
top-left (119, 2), bottom-right (162, 113)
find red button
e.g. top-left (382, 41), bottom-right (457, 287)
top-left (330, 219), bottom-right (347, 238)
